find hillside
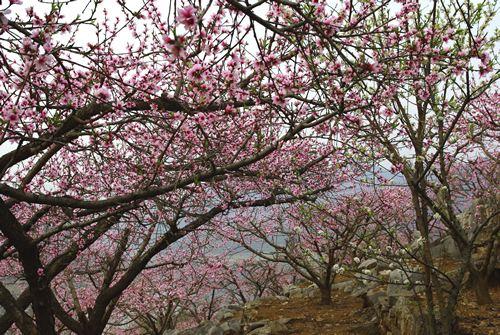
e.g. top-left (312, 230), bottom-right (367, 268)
top-left (238, 284), bottom-right (500, 335)
top-left (166, 273), bottom-right (500, 335)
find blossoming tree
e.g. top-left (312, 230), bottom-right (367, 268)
top-left (0, 0), bottom-right (385, 333)
top-left (0, 0), bottom-right (497, 334)
top-left (227, 0), bottom-right (498, 333)
top-left (226, 187), bottom-right (399, 305)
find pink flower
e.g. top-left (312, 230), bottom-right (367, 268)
top-left (381, 107), bottom-right (393, 117)
top-left (163, 35), bottom-right (186, 58)
top-left (425, 73), bottom-right (440, 85)
top-left (272, 95), bottom-right (287, 107)
top-left (186, 63), bottom-right (206, 82)
top-left (416, 87), bottom-right (430, 101)
top-left (4, 106), bottom-right (19, 123)
top-left (177, 6), bottom-right (197, 29)
top-left (43, 41), bottom-right (53, 53)
top-left (37, 267), bottom-right (44, 277)
top-left (34, 54), bottom-right (53, 70)
top-left (7, 112), bottom-right (18, 122)
top-left (95, 86), bottom-right (111, 101)
top-left (479, 52), bottom-right (490, 66)
top-left (345, 113), bottom-right (360, 126)
top-left (479, 64), bottom-right (492, 77)
top-left (391, 163), bottom-right (404, 174)
top-left (368, 61), bottom-right (382, 74)
top-left (0, 10), bottom-right (10, 26)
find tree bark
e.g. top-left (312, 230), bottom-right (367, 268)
top-left (319, 286), bottom-right (332, 305)
top-left (0, 199), bottom-right (56, 335)
top-left (472, 272), bottom-right (493, 305)
top-left (409, 188), bottom-right (438, 335)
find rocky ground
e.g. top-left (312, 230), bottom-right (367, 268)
top-left (166, 241), bottom-right (499, 335)
top-left (239, 290), bottom-right (378, 335)
top-left (455, 287), bottom-right (500, 335)
top-left (165, 280), bottom-right (499, 335)
top-left (246, 286), bottom-right (499, 335)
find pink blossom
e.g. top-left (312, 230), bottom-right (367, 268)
top-left (34, 55), bottom-right (53, 70)
top-left (95, 86), bottom-right (111, 101)
top-left (186, 63), bottom-right (206, 82)
top-left (163, 35), bottom-right (186, 58)
top-left (479, 52), bottom-right (490, 66)
top-left (272, 95), bottom-right (287, 107)
top-left (36, 268), bottom-right (44, 277)
top-left (381, 107), bottom-right (393, 117)
top-left (0, 10), bottom-right (10, 26)
top-left (391, 163), bottom-right (404, 174)
top-left (43, 41), bottom-right (53, 53)
top-left (6, 111), bottom-right (18, 122)
top-left (345, 113), bottom-right (361, 126)
top-left (177, 6), bottom-right (197, 29)
top-left (479, 64), bottom-right (492, 77)
top-left (368, 61), bottom-right (382, 74)
top-left (425, 73), bottom-right (440, 85)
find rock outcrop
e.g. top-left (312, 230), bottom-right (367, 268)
top-left (163, 300), bottom-right (293, 335)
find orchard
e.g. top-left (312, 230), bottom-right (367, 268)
top-left (0, 1), bottom-right (498, 335)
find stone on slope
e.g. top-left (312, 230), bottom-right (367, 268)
top-left (332, 280), bottom-right (354, 292)
top-left (219, 319), bottom-right (241, 335)
top-left (359, 258), bottom-right (378, 269)
top-left (246, 320), bottom-right (291, 335)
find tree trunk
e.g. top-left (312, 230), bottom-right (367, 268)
top-left (319, 286), bottom-right (332, 305)
top-left (473, 273), bottom-right (493, 305)
top-left (0, 199), bottom-right (56, 335)
top-left (409, 188), bottom-right (438, 335)
top-left (439, 312), bottom-right (456, 335)
top-left (440, 274), bottom-right (463, 335)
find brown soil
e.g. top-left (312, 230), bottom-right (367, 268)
top-left (455, 285), bottom-right (500, 335)
top-left (241, 284), bottom-right (500, 335)
top-left (243, 291), bottom-right (377, 335)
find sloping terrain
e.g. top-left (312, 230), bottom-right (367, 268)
top-left (240, 285), bottom-right (500, 335)
top-left (242, 290), bottom-right (377, 335)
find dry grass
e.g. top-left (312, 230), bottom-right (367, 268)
top-left (238, 281), bottom-right (499, 335)
top-left (455, 285), bottom-right (500, 335)
top-left (242, 291), bottom-right (376, 335)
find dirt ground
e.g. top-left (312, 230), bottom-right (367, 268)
top-left (243, 284), bottom-right (500, 335)
top-left (245, 291), bottom-right (375, 335)
top-left (455, 285), bottom-right (500, 335)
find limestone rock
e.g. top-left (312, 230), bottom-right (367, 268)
top-left (245, 320), bottom-right (268, 332)
top-left (387, 270), bottom-right (414, 298)
top-left (219, 319), bottom-right (241, 335)
top-left (352, 281), bottom-right (378, 298)
top-left (359, 258), bottom-right (378, 269)
top-left (366, 288), bottom-right (389, 310)
top-left (332, 280), bottom-right (354, 292)
top-left (375, 258), bottom-right (392, 272)
top-left (246, 320), bottom-right (290, 335)
top-left (194, 321), bottom-right (222, 335)
top-left (287, 286), bottom-right (316, 299)
top-left (387, 297), bottom-right (426, 335)
top-left (277, 317), bottom-right (292, 325)
top-left (282, 284), bottom-right (299, 297)
top-left (207, 325), bottom-right (224, 335)
top-left (379, 269), bottom-right (391, 281)
top-left (163, 330), bottom-right (181, 335)
top-left (430, 235), bottom-right (460, 259)
top-left (213, 306), bottom-right (241, 323)
top-left (274, 295), bottom-right (289, 301)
